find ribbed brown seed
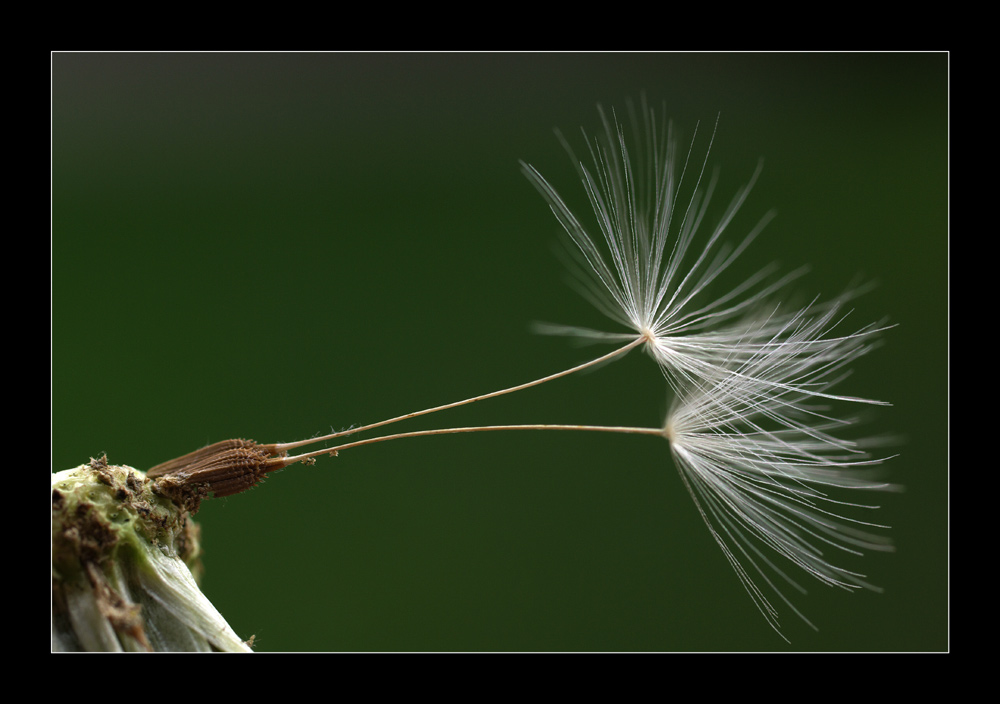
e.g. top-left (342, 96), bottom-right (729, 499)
top-left (148, 439), bottom-right (286, 498)
top-left (148, 439), bottom-right (261, 478)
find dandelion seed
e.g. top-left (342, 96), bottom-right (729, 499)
top-left (265, 345), bottom-right (895, 640)
top-left (270, 316), bottom-right (895, 640)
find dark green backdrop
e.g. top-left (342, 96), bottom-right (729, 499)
top-left (52, 52), bottom-right (947, 652)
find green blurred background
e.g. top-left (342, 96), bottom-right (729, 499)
top-left (52, 53), bottom-right (947, 651)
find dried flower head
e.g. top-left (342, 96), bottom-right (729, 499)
top-left (51, 459), bottom-right (253, 651)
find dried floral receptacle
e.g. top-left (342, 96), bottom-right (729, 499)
top-left (51, 456), bottom-right (253, 652)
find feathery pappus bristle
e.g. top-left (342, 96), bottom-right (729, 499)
top-left (523, 98), bottom-right (896, 637)
top-left (661, 317), bottom-right (896, 638)
top-left (521, 97), bottom-right (890, 403)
